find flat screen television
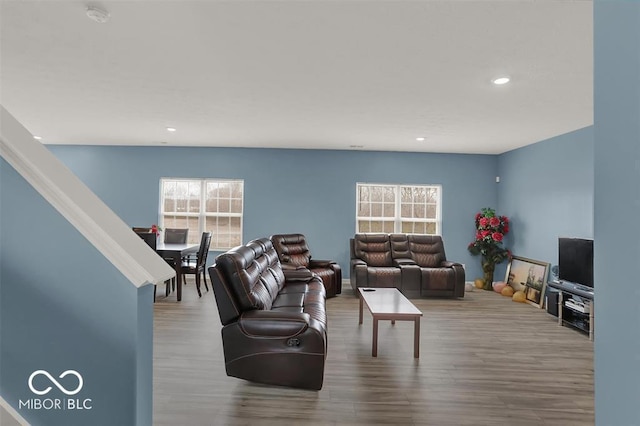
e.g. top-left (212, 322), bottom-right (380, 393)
top-left (558, 237), bottom-right (594, 288)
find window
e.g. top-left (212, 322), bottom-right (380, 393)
top-left (356, 183), bottom-right (441, 234)
top-left (160, 178), bottom-right (243, 250)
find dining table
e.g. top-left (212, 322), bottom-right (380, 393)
top-left (155, 242), bottom-right (199, 301)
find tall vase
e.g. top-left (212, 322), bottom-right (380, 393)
top-left (481, 258), bottom-right (495, 291)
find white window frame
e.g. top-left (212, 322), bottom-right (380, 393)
top-left (355, 183), bottom-right (442, 235)
top-left (160, 178), bottom-right (244, 250)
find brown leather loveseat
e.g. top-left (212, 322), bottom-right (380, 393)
top-left (208, 237), bottom-right (327, 390)
top-left (350, 233), bottom-right (465, 298)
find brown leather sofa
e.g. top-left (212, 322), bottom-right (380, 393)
top-left (208, 237), bottom-right (327, 390)
top-left (270, 233), bottom-right (342, 298)
top-left (350, 233), bottom-right (465, 298)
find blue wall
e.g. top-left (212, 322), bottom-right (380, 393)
top-left (498, 126), bottom-right (594, 266)
top-left (49, 146), bottom-right (499, 281)
top-left (594, 1), bottom-right (640, 424)
top-left (0, 158), bottom-right (154, 425)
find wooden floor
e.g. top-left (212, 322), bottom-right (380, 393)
top-left (153, 281), bottom-right (594, 426)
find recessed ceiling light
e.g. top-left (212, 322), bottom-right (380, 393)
top-left (86, 7), bottom-right (110, 24)
top-left (166, 127), bottom-right (176, 132)
top-left (492, 77), bottom-right (510, 85)
top-left (416, 137), bottom-right (425, 141)
top-left (33, 136), bottom-right (42, 140)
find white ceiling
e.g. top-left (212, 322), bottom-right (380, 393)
top-left (0, 0), bottom-right (593, 154)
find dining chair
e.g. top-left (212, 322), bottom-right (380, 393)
top-left (164, 228), bottom-right (189, 244)
top-left (160, 228), bottom-right (189, 294)
top-left (181, 232), bottom-right (212, 297)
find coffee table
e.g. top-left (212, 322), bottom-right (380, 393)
top-left (358, 287), bottom-right (423, 358)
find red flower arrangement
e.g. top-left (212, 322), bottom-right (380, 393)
top-left (468, 208), bottom-right (511, 290)
top-left (150, 224), bottom-right (162, 236)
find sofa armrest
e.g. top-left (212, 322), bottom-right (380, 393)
top-left (281, 263), bottom-right (307, 271)
top-left (351, 259), bottom-right (367, 267)
top-left (441, 261), bottom-right (466, 298)
top-left (283, 266), bottom-right (314, 281)
top-left (394, 258), bottom-right (417, 267)
top-left (353, 263), bottom-right (369, 288)
top-left (238, 310), bottom-right (311, 338)
top-left (309, 259), bottom-right (337, 268)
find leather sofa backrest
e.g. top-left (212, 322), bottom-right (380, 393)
top-left (353, 233), bottom-right (393, 267)
top-left (390, 233), bottom-right (410, 259)
top-left (214, 237), bottom-right (285, 315)
top-left (271, 233), bottom-right (311, 267)
top-left (407, 234), bottom-right (446, 267)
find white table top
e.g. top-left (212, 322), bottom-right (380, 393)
top-left (358, 287), bottom-right (422, 316)
top-left (155, 243), bottom-right (199, 253)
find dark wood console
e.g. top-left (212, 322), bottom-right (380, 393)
top-left (547, 280), bottom-right (594, 341)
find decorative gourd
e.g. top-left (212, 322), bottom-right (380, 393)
top-left (501, 285), bottom-right (514, 297)
top-left (493, 281), bottom-right (507, 293)
top-left (474, 278), bottom-right (484, 289)
top-left (512, 290), bottom-right (526, 303)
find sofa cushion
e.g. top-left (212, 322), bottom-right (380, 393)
top-left (272, 284), bottom-right (326, 327)
top-left (271, 233), bottom-right (312, 266)
top-left (354, 233), bottom-right (392, 267)
top-left (278, 281), bottom-right (326, 295)
top-left (272, 291), bottom-right (325, 308)
top-left (420, 267), bottom-right (455, 291)
top-left (390, 233), bottom-right (410, 259)
top-left (408, 235), bottom-right (445, 267)
top-left (367, 266), bottom-right (402, 287)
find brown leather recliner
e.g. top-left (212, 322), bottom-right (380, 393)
top-left (209, 237), bottom-right (327, 390)
top-left (270, 233), bottom-right (342, 298)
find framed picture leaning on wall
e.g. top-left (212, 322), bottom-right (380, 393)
top-left (505, 256), bottom-right (550, 308)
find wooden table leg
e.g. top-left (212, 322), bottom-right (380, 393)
top-left (391, 319), bottom-right (395, 325)
top-left (372, 318), bottom-right (379, 357)
top-left (414, 317), bottom-right (420, 358)
top-left (175, 253), bottom-right (182, 301)
top-left (359, 295), bottom-right (363, 324)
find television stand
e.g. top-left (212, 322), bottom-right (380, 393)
top-left (548, 280), bottom-right (594, 341)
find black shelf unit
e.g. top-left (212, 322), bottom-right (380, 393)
top-left (548, 280), bottom-right (594, 341)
